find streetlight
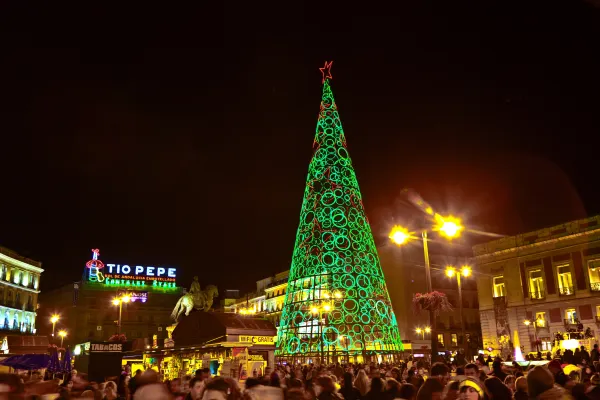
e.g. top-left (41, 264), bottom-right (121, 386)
top-left (446, 265), bottom-right (471, 359)
top-left (58, 330), bottom-right (67, 347)
top-left (415, 326), bottom-right (431, 340)
top-left (389, 213), bottom-right (464, 359)
top-left (311, 303), bottom-right (334, 365)
top-left (50, 314), bottom-right (60, 337)
top-left (112, 295), bottom-right (131, 334)
top-left (524, 319), bottom-right (539, 353)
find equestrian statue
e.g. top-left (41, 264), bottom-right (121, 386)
top-left (171, 277), bottom-right (219, 320)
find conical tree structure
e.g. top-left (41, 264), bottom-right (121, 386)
top-left (276, 71), bottom-right (403, 363)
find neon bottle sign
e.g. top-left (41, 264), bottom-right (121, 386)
top-left (85, 249), bottom-right (178, 290)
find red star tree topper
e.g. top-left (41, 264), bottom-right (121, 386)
top-left (319, 61), bottom-right (333, 83)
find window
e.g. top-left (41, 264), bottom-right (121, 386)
top-left (451, 334), bottom-right (458, 346)
top-left (437, 334), bottom-right (444, 347)
top-left (557, 264), bottom-right (574, 295)
top-left (589, 260), bottom-right (600, 291)
top-left (565, 308), bottom-right (578, 324)
top-left (541, 340), bottom-right (553, 351)
top-left (536, 312), bottom-right (546, 327)
top-left (493, 276), bottom-right (506, 297)
top-left (529, 270), bottom-right (545, 299)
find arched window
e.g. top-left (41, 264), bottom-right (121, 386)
top-left (3, 311), bottom-right (8, 330)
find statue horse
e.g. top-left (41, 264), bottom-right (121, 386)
top-left (171, 284), bottom-right (219, 321)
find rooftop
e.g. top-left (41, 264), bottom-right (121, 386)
top-left (473, 215), bottom-right (600, 257)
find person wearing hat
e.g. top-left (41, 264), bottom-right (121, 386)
top-left (458, 377), bottom-right (484, 399)
top-left (527, 366), bottom-right (570, 399)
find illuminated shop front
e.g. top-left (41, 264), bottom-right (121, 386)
top-left (144, 313), bottom-right (276, 380)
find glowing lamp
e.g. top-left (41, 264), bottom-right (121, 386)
top-left (425, 327), bottom-right (431, 333)
top-left (389, 226), bottom-right (411, 245)
top-left (446, 267), bottom-right (455, 278)
top-left (435, 214), bottom-right (464, 239)
top-left (50, 315), bottom-right (59, 324)
top-left (524, 320), bottom-right (531, 326)
top-left (323, 304), bottom-right (331, 312)
top-left (122, 295), bottom-right (131, 303)
top-left (461, 266), bottom-right (471, 277)
top-left (58, 330), bottom-right (67, 338)
top-left (112, 299), bottom-right (120, 306)
top-left (311, 307), bottom-right (319, 314)
top-left (415, 328), bottom-right (422, 334)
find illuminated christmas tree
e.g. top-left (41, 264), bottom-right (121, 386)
top-left (275, 62), bottom-right (403, 363)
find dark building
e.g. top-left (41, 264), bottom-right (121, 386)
top-left (38, 249), bottom-right (182, 346)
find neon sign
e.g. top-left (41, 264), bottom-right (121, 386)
top-left (85, 249), bottom-right (178, 290)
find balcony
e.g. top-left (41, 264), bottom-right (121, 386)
top-left (564, 319), bottom-right (579, 327)
top-left (530, 290), bottom-right (545, 300)
top-left (559, 286), bottom-right (575, 296)
top-left (591, 283), bottom-right (600, 292)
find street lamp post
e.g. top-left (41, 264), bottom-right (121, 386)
top-left (50, 315), bottom-right (60, 338)
top-left (446, 266), bottom-right (472, 360)
top-left (58, 330), bottom-right (67, 347)
top-left (524, 319), bottom-right (539, 353)
top-left (112, 295), bottom-right (131, 335)
top-left (389, 213), bottom-right (463, 362)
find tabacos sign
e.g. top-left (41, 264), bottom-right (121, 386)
top-left (86, 249), bottom-right (177, 289)
top-left (90, 343), bottom-right (123, 352)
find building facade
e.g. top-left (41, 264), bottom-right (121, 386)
top-left (379, 245), bottom-right (481, 357)
top-left (0, 246), bottom-right (43, 335)
top-left (38, 249), bottom-right (182, 346)
top-left (474, 215), bottom-right (600, 356)
top-left (231, 271), bottom-right (288, 329)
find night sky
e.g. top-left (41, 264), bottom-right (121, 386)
top-left (1, 2), bottom-right (599, 294)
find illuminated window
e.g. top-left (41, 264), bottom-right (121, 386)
top-left (557, 264), bottom-right (574, 295)
top-left (493, 276), bottom-right (506, 297)
top-left (529, 270), bottom-right (545, 299)
top-left (588, 260), bottom-right (600, 291)
top-left (451, 334), bottom-right (458, 346)
top-left (535, 312), bottom-right (546, 327)
top-left (437, 334), bottom-right (444, 347)
top-left (565, 308), bottom-right (578, 324)
top-left (541, 340), bottom-right (553, 351)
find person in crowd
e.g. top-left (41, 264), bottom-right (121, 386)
top-left (364, 377), bottom-right (385, 400)
top-left (513, 376), bottom-right (528, 400)
top-left (592, 344), bottom-right (600, 367)
top-left (527, 365), bottom-right (570, 399)
top-left (315, 375), bottom-right (343, 400)
top-left (396, 383), bottom-right (416, 400)
top-left (104, 381), bottom-right (118, 400)
top-left (339, 372), bottom-right (362, 400)
top-left (489, 360), bottom-right (508, 382)
top-left (442, 380), bottom-right (460, 400)
top-left (185, 377), bottom-right (205, 400)
top-left (465, 363), bottom-right (479, 379)
top-left (483, 376), bottom-right (512, 400)
top-left (354, 369), bottom-right (370, 397)
top-left (383, 378), bottom-right (400, 400)
top-left (458, 377), bottom-right (484, 400)
top-left (503, 375), bottom-right (516, 393)
top-left (416, 362), bottom-right (449, 400)
top-left (548, 359), bottom-right (571, 387)
top-left (201, 377), bottom-right (242, 400)
top-left (134, 381), bottom-right (173, 400)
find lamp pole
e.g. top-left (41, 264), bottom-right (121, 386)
top-left (113, 295), bottom-right (131, 335)
top-left (421, 231), bottom-right (437, 360)
top-left (457, 270), bottom-right (466, 359)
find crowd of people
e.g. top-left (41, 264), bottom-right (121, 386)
top-left (3, 345), bottom-right (600, 399)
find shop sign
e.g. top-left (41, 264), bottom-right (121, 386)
top-left (239, 335), bottom-right (276, 345)
top-left (84, 249), bottom-right (178, 290)
top-left (90, 343), bottom-right (123, 352)
top-left (248, 355), bottom-right (264, 361)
